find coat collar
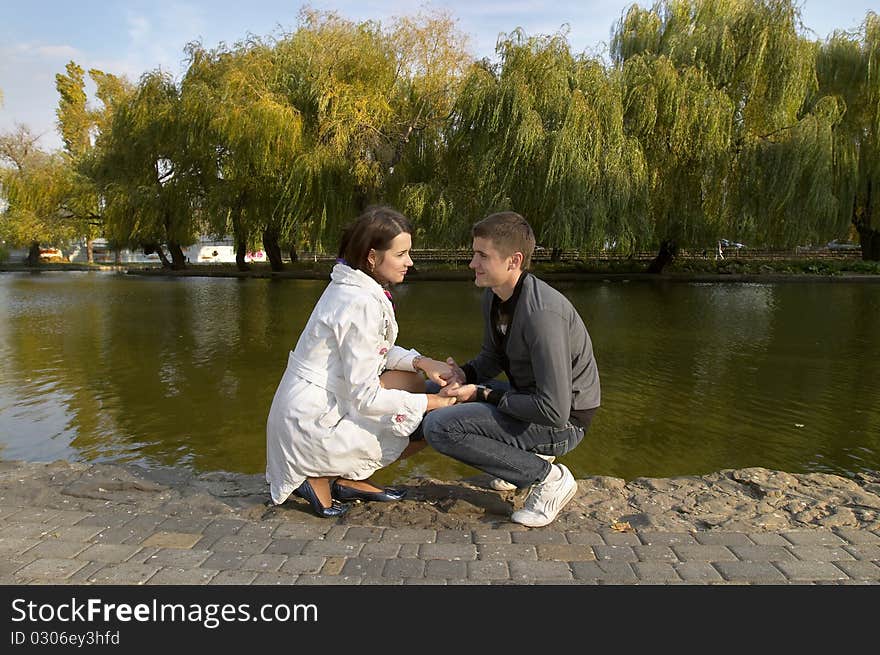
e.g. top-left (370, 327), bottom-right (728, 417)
top-left (331, 263), bottom-right (393, 312)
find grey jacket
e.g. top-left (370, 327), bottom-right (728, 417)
top-left (467, 273), bottom-right (600, 428)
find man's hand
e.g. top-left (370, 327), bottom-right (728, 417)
top-left (438, 382), bottom-right (478, 403)
top-left (444, 357), bottom-right (467, 385)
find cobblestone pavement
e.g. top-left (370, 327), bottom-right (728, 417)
top-left (1, 501), bottom-right (878, 585)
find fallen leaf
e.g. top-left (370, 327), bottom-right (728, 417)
top-left (611, 521), bottom-right (634, 533)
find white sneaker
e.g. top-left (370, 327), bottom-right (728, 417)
top-left (510, 463), bottom-right (577, 527)
top-left (489, 454), bottom-right (555, 491)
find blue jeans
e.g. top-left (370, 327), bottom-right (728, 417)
top-left (420, 381), bottom-right (587, 489)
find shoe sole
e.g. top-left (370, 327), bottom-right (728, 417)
top-left (509, 475), bottom-right (577, 528)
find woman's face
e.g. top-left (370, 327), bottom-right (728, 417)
top-left (370, 232), bottom-right (413, 285)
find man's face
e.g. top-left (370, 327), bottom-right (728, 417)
top-left (469, 236), bottom-right (516, 289)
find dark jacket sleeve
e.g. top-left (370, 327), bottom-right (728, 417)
top-left (496, 309), bottom-right (572, 427)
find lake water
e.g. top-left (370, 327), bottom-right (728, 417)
top-left (1, 271), bottom-right (878, 485)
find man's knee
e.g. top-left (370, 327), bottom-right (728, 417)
top-left (421, 411), bottom-right (457, 451)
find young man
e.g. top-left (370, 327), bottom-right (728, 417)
top-left (421, 211), bottom-right (600, 527)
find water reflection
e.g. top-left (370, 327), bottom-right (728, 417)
top-left (0, 272), bottom-right (878, 483)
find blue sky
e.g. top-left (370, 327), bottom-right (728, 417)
top-left (1, 1), bottom-right (876, 151)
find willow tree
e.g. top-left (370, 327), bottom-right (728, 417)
top-left (0, 126), bottom-right (77, 265)
top-left (612, 0), bottom-right (840, 268)
top-left (446, 29), bottom-right (646, 254)
top-left (90, 71), bottom-right (194, 269)
top-left (181, 39), bottom-right (306, 271)
top-left (55, 62), bottom-right (131, 262)
top-left (817, 12), bottom-right (880, 259)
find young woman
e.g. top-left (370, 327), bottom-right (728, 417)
top-left (266, 206), bottom-right (456, 517)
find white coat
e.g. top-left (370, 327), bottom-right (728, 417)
top-left (265, 263), bottom-right (428, 505)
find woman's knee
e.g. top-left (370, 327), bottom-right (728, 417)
top-left (380, 370), bottom-right (426, 393)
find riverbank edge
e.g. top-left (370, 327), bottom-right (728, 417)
top-left (4, 262), bottom-right (880, 283)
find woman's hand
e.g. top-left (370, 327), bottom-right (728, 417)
top-left (439, 383), bottom-right (478, 403)
top-left (416, 357), bottom-right (456, 387)
top-left (426, 393), bottom-right (457, 411)
top-left (444, 357), bottom-right (467, 385)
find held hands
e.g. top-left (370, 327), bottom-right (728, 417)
top-left (437, 382), bottom-right (478, 403)
top-left (444, 357), bottom-right (467, 385)
top-left (415, 356), bottom-right (457, 387)
top-left (426, 393), bottom-right (457, 411)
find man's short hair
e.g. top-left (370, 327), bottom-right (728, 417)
top-left (472, 211), bottom-right (536, 270)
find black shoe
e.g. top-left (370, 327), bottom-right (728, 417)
top-left (294, 480), bottom-right (351, 518)
top-left (331, 480), bottom-right (407, 502)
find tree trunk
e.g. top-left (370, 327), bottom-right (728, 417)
top-left (86, 238), bottom-right (94, 264)
top-left (144, 243), bottom-right (171, 268)
top-left (168, 241), bottom-right (187, 270)
top-left (647, 239), bottom-right (678, 274)
top-left (26, 241), bottom-right (41, 267)
top-left (855, 181), bottom-right (879, 261)
top-left (288, 246), bottom-right (299, 263)
top-left (236, 240), bottom-right (250, 271)
top-left (551, 247), bottom-right (562, 262)
top-left (262, 227), bottom-right (284, 272)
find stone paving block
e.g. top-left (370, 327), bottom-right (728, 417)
top-left (749, 533), bottom-right (791, 546)
top-left (774, 561), bottom-right (849, 582)
top-left (211, 570), bottom-right (259, 585)
top-left (467, 560), bottom-right (509, 580)
top-left (210, 535), bottom-right (271, 554)
top-left (674, 562), bottom-right (725, 583)
top-left (342, 527), bottom-right (385, 543)
top-left (75, 511), bottom-right (136, 529)
top-left (472, 529), bottom-right (513, 544)
top-left (265, 538), bottom-right (308, 556)
top-left (156, 516), bottom-right (213, 534)
top-left (842, 544), bottom-right (880, 561)
top-left (302, 540), bottom-right (363, 557)
top-left (362, 577), bottom-right (405, 585)
top-left (271, 522), bottom-right (333, 540)
top-left (417, 544), bottom-right (477, 560)
top-left (294, 574), bottom-right (364, 585)
top-left (279, 556), bottom-right (326, 575)
top-left (46, 525), bottom-right (105, 542)
top-left (728, 545), bottom-right (796, 561)
top-left (511, 530), bottom-right (567, 545)
top-left (141, 531), bottom-right (203, 549)
top-left (379, 528), bottom-right (436, 544)
top-left (781, 530), bottom-right (846, 546)
top-left (52, 509), bottom-right (94, 526)
top-left (600, 531), bottom-right (642, 546)
top-left (632, 562), bottom-right (682, 582)
top-left (436, 529), bottom-right (474, 544)
top-left (14, 557), bottom-right (87, 580)
top-left (3, 522), bottom-right (55, 539)
top-left (202, 552), bottom-right (251, 570)
top-left (787, 545), bottom-right (854, 562)
top-left (713, 561), bottom-right (787, 583)
top-left (404, 578), bottom-right (448, 585)
top-left (383, 558), bottom-right (425, 578)
top-left (508, 560), bottom-right (573, 581)
top-left (478, 544), bottom-right (537, 561)
top-left (66, 561), bottom-right (106, 584)
top-left (0, 559), bottom-right (28, 577)
top-left (147, 567), bottom-right (218, 585)
top-left (323, 525), bottom-right (349, 542)
top-left (565, 531), bottom-right (605, 546)
top-left (202, 518), bottom-right (247, 537)
top-left (833, 561), bottom-right (880, 580)
top-left (671, 545), bottom-right (738, 562)
top-left (637, 531), bottom-right (698, 546)
top-left (0, 506), bottom-right (23, 520)
top-left (426, 559), bottom-right (468, 578)
top-left (240, 553), bottom-right (288, 573)
top-left (86, 563), bottom-right (161, 584)
top-left (320, 557), bottom-right (345, 575)
top-left (537, 544), bottom-right (596, 561)
top-left (252, 572), bottom-right (302, 585)
top-left (0, 537), bottom-right (46, 557)
top-left (22, 540), bottom-right (89, 559)
top-left (340, 557), bottom-right (388, 577)
top-left (693, 532), bottom-right (754, 546)
top-left (127, 547), bottom-right (162, 564)
top-left (593, 545), bottom-right (638, 561)
top-left (144, 548), bottom-right (213, 568)
top-left (833, 528), bottom-right (880, 545)
top-left (237, 522), bottom-right (284, 540)
top-left (633, 545), bottom-right (678, 562)
top-left (74, 543), bottom-right (141, 564)
top-left (359, 543), bottom-right (401, 558)
top-left (398, 544), bottom-right (420, 558)
top-left (570, 561), bottom-right (637, 583)
top-left (11, 507), bottom-right (62, 523)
